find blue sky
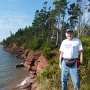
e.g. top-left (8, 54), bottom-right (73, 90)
top-left (0, 0), bottom-right (54, 41)
top-left (0, 0), bottom-right (89, 41)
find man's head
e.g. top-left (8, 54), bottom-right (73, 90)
top-left (65, 29), bottom-right (73, 40)
top-left (66, 29), bottom-right (73, 33)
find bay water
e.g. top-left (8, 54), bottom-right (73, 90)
top-left (0, 45), bottom-right (28, 90)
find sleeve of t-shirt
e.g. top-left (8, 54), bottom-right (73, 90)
top-left (59, 41), bottom-right (64, 52)
top-left (78, 39), bottom-right (83, 51)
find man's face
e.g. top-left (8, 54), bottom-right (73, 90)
top-left (65, 31), bottom-right (73, 40)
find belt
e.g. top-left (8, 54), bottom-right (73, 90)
top-left (63, 58), bottom-right (78, 61)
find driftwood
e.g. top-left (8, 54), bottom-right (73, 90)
top-left (16, 63), bottom-right (24, 68)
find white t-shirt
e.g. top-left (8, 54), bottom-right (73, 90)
top-left (59, 38), bottom-right (83, 58)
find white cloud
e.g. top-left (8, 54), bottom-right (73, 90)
top-left (0, 13), bottom-right (32, 41)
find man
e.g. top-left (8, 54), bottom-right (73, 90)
top-left (59, 29), bottom-right (83, 90)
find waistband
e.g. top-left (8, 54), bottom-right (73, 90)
top-left (63, 58), bottom-right (78, 61)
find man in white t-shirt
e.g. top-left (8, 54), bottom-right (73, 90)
top-left (59, 29), bottom-right (83, 90)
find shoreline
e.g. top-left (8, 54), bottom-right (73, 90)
top-left (3, 44), bottom-right (48, 90)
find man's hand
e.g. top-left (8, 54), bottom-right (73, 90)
top-left (78, 65), bottom-right (82, 70)
top-left (59, 63), bottom-right (62, 69)
top-left (77, 60), bottom-right (82, 70)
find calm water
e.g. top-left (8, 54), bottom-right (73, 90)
top-left (0, 45), bottom-right (28, 90)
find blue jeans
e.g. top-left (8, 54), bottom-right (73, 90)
top-left (61, 60), bottom-right (80, 90)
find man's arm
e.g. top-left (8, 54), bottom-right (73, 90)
top-left (59, 51), bottom-right (63, 69)
top-left (79, 50), bottom-right (83, 64)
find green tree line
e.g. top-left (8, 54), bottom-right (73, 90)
top-left (3, 0), bottom-right (90, 48)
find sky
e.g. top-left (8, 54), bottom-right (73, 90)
top-left (0, 0), bottom-right (54, 41)
top-left (0, 0), bottom-right (89, 42)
